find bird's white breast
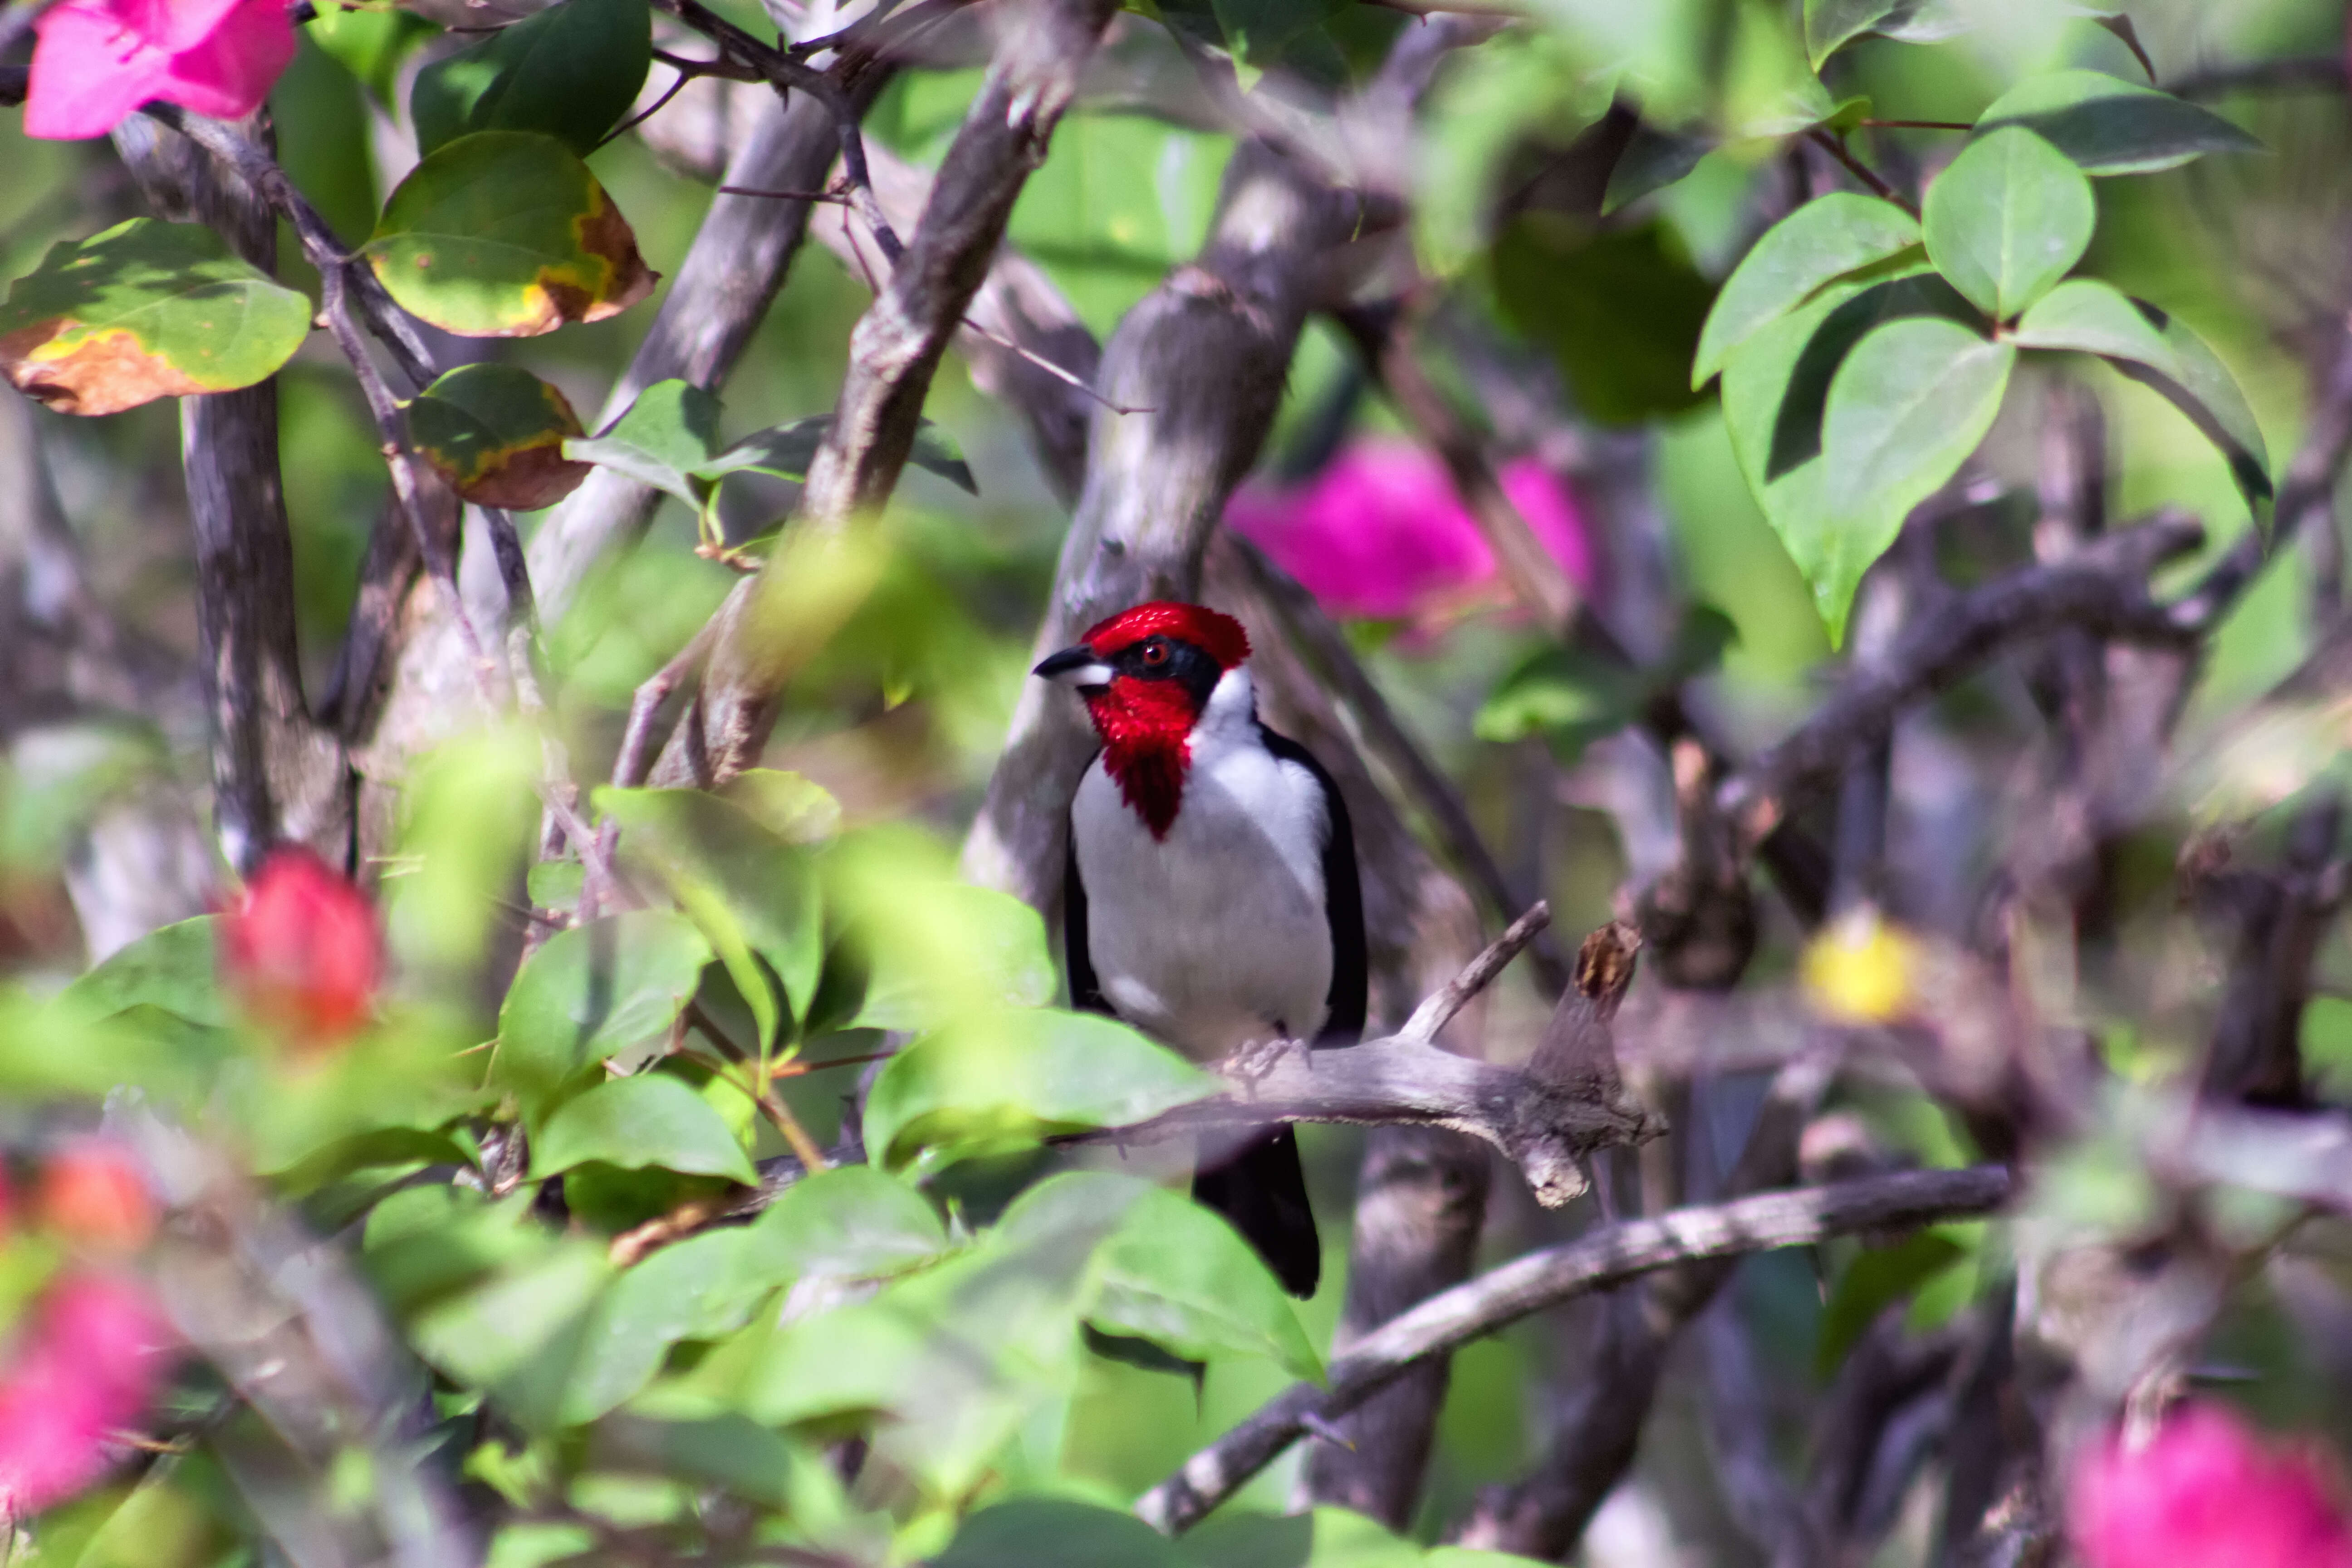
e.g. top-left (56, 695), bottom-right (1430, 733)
top-left (1072, 672), bottom-right (1333, 1062)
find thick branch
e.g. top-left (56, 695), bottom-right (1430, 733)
top-left (1135, 1165), bottom-right (2014, 1534)
top-left (1719, 512), bottom-right (2205, 848)
top-left (1103, 1030), bottom-right (1652, 1209)
top-left (656, 0), bottom-right (1117, 786)
top-left (108, 113), bottom-right (348, 872)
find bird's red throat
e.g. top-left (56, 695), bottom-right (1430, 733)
top-left (1084, 676), bottom-right (1199, 840)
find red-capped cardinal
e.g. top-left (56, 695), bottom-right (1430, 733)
top-left (1036, 601), bottom-right (1366, 1297)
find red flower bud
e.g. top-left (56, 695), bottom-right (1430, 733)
top-left (221, 847), bottom-right (381, 1048)
top-left (2070, 1403), bottom-right (2352, 1568)
top-left (34, 1141), bottom-right (154, 1253)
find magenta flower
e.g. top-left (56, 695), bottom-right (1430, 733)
top-left (2069, 1403), bottom-right (2352, 1568)
top-left (23, 0), bottom-right (294, 141)
top-left (1225, 441), bottom-right (1595, 626)
top-left (0, 1273), bottom-right (174, 1519)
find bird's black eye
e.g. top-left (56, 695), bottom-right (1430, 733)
top-left (1139, 639), bottom-right (1171, 668)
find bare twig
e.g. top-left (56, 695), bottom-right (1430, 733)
top-left (1400, 902), bottom-right (1553, 1043)
top-left (653, 0), bottom-right (1120, 787)
top-left (2168, 55), bottom-right (2348, 100)
top-left (1720, 512), bottom-right (2206, 848)
top-left (1808, 128), bottom-right (1914, 213)
top-left (655, 0), bottom-right (908, 263)
top-left (1135, 1165), bottom-right (2013, 1534)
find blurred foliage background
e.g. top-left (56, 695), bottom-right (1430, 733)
top-left (8, 0), bottom-right (2352, 1563)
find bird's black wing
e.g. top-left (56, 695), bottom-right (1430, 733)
top-left (1258, 725), bottom-right (1367, 1047)
top-left (1063, 786), bottom-right (1109, 1015)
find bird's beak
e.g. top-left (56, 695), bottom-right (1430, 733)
top-left (1034, 644), bottom-right (1114, 691)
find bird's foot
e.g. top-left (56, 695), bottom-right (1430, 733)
top-left (1218, 1033), bottom-right (1306, 1095)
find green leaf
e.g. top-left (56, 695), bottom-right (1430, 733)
top-left (593, 786), bottom-right (823, 1035)
top-left (1693, 193), bottom-right (1921, 386)
top-left (1493, 216), bottom-right (1716, 425)
top-left (532, 1073), bottom-right (757, 1184)
top-left (728, 769), bottom-right (841, 844)
top-left (1815, 1229), bottom-right (1965, 1374)
top-left (741, 1163), bottom-right (949, 1281)
top-left (1975, 69), bottom-right (2264, 176)
top-left (407, 1241), bottom-right (612, 1430)
top-left (937, 1499), bottom-right (1188, 1568)
top-left (1092, 1184), bottom-right (1323, 1381)
top-left (0, 219), bottom-right (312, 417)
top-left (862, 1010), bottom-right (1218, 1171)
top-left (411, 0), bottom-right (650, 157)
top-left (2099, 301), bottom-right (2274, 520)
top-left (562, 378), bottom-right (722, 510)
top-left (834, 869), bottom-right (1057, 1032)
top-left (493, 910), bottom-right (713, 1113)
top-left (309, 3), bottom-right (438, 108)
top-left (1601, 123), bottom-right (1715, 216)
top-left (559, 1230), bottom-right (774, 1422)
top-left (1802, 0), bottom-right (1964, 68)
top-left (736, 1181), bottom-right (1125, 1494)
top-left (364, 131), bottom-right (656, 338)
top-left (1179, 1508), bottom-right (1433, 1568)
top-left (1822, 315), bottom-right (2015, 564)
top-left (57, 914), bottom-right (230, 1027)
top-left (1921, 127), bottom-right (2092, 321)
top-left (404, 362), bottom-right (590, 510)
top-left (693, 414), bottom-right (977, 495)
top-left (2009, 276), bottom-right (2177, 369)
top-left (1473, 646), bottom-right (1643, 761)
top-left (1718, 268), bottom-right (1977, 642)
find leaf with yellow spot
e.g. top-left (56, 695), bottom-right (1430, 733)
top-left (403, 362), bottom-right (590, 509)
top-left (0, 219), bottom-right (312, 416)
top-left (363, 131), bottom-right (657, 338)
top-left (1801, 908), bottom-right (1920, 1024)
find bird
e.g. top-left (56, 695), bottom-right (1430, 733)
top-left (1034, 600), bottom-right (1366, 1297)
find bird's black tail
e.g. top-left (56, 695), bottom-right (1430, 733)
top-left (1192, 1127), bottom-right (1320, 1298)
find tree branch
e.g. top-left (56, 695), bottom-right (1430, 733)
top-left (1135, 1164), bottom-right (2014, 1534)
top-left (108, 112), bottom-right (349, 873)
top-left (651, 0), bottom-right (1118, 786)
top-left (1718, 512), bottom-right (2205, 849)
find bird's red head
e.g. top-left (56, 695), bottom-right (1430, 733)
top-left (1034, 601), bottom-right (1252, 838)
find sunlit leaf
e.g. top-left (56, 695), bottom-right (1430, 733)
top-left (1802, 0), bottom-right (1964, 69)
top-left (1092, 1181), bottom-right (1323, 1381)
top-left (411, 0), bottom-right (650, 157)
top-left (1717, 267), bottom-right (1975, 641)
top-left (1692, 193), bottom-right (1920, 386)
top-left (1974, 69), bottom-right (2264, 176)
top-left (559, 1230), bottom-right (774, 1422)
top-left (2009, 276), bottom-right (2176, 369)
top-left (1820, 316), bottom-right (2014, 588)
top-left (741, 1163), bottom-right (949, 1281)
top-left (493, 911), bottom-right (713, 1112)
top-left (2098, 301), bottom-right (2274, 522)
top-left (365, 131), bottom-right (656, 338)
top-left (1921, 127), bottom-right (2091, 321)
top-left (407, 1241), bottom-right (611, 1429)
top-left (862, 1010), bottom-right (1216, 1171)
top-left (693, 415), bottom-right (978, 495)
top-left (56, 915), bottom-right (229, 1028)
top-left (404, 362), bottom-right (590, 510)
top-left (593, 785), bottom-right (823, 1037)
top-left (562, 377), bottom-right (721, 510)
top-left (0, 220), bottom-right (311, 416)
top-left (532, 1073), bottom-right (757, 1184)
